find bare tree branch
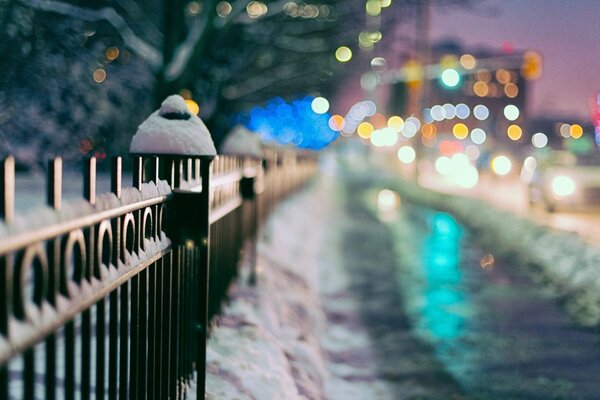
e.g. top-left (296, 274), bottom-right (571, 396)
top-left (19, 0), bottom-right (162, 69)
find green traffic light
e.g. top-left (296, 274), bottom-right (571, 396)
top-left (440, 68), bottom-right (461, 88)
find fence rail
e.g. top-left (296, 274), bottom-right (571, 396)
top-left (0, 150), bottom-right (317, 399)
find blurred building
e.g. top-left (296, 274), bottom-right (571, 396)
top-left (388, 40), bottom-right (541, 150)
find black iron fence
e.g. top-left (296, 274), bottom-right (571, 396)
top-left (0, 150), bottom-right (317, 399)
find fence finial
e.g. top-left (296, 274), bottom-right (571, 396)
top-left (129, 95), bottom-right (216, 156)
top-left (0, 157), bottom-right (15, 223)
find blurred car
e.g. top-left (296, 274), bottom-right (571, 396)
top-left (522, 151), bottom-right (600, 212)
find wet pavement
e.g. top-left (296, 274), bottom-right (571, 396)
top-left (342, 177), bottom-right (600, 399)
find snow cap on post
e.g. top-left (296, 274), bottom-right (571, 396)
top-left (130, 95), bottom-right (216, 156)
top-left (219, 125), bottom-right (264, 158)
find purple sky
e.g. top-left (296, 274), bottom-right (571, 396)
top-left (430, 0), bottom-right (600, 121)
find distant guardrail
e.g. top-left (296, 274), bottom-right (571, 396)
top-left (0, 149), bottom-right (317, 399)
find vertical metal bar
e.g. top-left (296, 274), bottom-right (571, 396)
top-left (134, 156), bottom-right (143, 190)
top-left (47, 158), bottom-right (62, 210)
top-left (129, 274), bottom-right (139, 400)
top-left (65, 320), bottom-right (76, 400)
top-left (84, 157), bottom-right (97, 205)
top-left (138, 268), bottom-right (148, 399)
top-left (147, 261), bottom-right (157, 399)
top-left (196, 158), bottom-right (212, 400)
top-left (108, 290), bottom-right (119, 400)
top-left (169, 247), bottom-right (181, 399)
top-left (82, 309), bottom-right (92, 400)
top-left (96, 298), bottom-right (107, 399)
top-left (160, 253), bottom-right (172, 400)
top-left (112, 157), bottom-right (123, 198)
top-left (110, 156), bottom-right (122, 400)
top-left (1, 156), bottom-right (15, 223)
top-left (24, 348), bottom-right (35, 400)
top-left (0, 365), bottom-right (7, 400)
top-left (118, 282), bottom-right (129, 400)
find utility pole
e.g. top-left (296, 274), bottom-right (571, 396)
top-left (414, 0), bottom-right (431, 181)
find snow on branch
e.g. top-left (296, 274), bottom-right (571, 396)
top-left (20, 0), bottom-right (162, 70)
top-left (163, 15), bottom-right (208, 82)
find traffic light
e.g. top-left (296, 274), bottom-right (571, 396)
top-left (521, 50), bottom-right (542, 80)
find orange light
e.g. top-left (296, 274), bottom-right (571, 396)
top-left (570, 124), bottom-right (584, 139)
top-left (329, 115), bottom-right (345, 131)
top-left (473, 81), bottom-right (489, 97)
top-left (439, 140), bottom-right (463, 156)
top-left (507, 124), bottom-right (523, 141)
top-left (185, 99), bottom-right (200, 115)
top-left (421, 123), bottom-right (437, 138)
top-left (504, 83), bottom-right (519, 98)
top-left (371, 113), bottom-right (387, 128)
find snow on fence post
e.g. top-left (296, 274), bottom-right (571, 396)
top-left (130, 94), bottom-right (216, 399)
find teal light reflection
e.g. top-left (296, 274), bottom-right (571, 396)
top-left (419, 212), bottom-right (466, 341)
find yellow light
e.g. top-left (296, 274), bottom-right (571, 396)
top-left (507, 124), bottom-right (522, 141)
top-left (387, 116), bottom-right (404, 131)
top-left (459, 54), bottom-right (477, 69)
top-left (504, 83), bottom-right (519, 98)
top-left (452, 123), bottom-right (469, 139)
top-left (217, 1), bottom-right (232, 17)
top-left (335, 46), bottom-right (352, 62)
top-left (366, 0), bottom-right (381, 16)
top-left (357, 122), bottom-right (374, 139)
top-left (185, 99), bottom-right (200, 115)
top-left (380, 0), bottom-right (392, 7)
top-left (421, 123), bottom-right (437, 138)
top-left (570, 124), bottom-right (584, 139)
top-left (93, 68), bottom-right (106, 83)
top-left (439, 54), bottom-right (458, 69)
top-left (105, 47), bottom-right (119, 61)
top-left (473, 81), bottom-right (489, 97)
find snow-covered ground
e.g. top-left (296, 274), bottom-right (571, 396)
top-left (205, 169), bottom-right (396, 399)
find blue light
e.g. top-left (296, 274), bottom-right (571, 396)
top-left (243, 96), bottom-right (339, 150)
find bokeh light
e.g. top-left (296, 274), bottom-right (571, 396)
top-left (311, 97), bottom-right (330, 114)
top-left (185, 99), bottom-right (200, 115)
top-left (388, 116), bottom-right (404, 131)
top-left (570, 124), bottom-right (583, 139)
top-left (441, 68), bottom-right (460, 88)
top-left (473, 105), bottom-right (489, 120)
top-left (335, 46), bottom-right (352, 62)
top-left (470, 128), bottom-right (487, 144)
top-left (504, 83), bottom-right (519, 98)
top-left (459, 54), bottom-right (477, 69)
top-left (491, 155), bottom-right (512, 176)
top-left (93, 68), bottom-right (106, 83)
top-left (452, 123), bottom-right (469, 139)
top-left (245, 96), bottom-right (338, 149)
top-left (357, 121), bottom-right (374, 139)
top-left (532, 132), bottom-right (548, 148)
top-left (455, 103), bottom-right (470, 119)
top-left (329, 115), bottom-right (345, 132)
top-left (503, 104), bottom-right (520, 121)
top-left (217, 1), bottom-right (233, 16)
top-left (397, 146), bottom-right (416, 164)
top-left (507, 124), bottom-right (523, 141)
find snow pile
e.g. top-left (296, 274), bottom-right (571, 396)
top-left (388, 176), bottom-right (600, 327)
top-left (130, 95), bottom-right (216, 156)
top-left (206, 171), bottom-right (395, 399)
top-left (219, 125), bottom-right (263, 158)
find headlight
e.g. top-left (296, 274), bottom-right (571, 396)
top-left (551, 175), bottom-right (576, 197)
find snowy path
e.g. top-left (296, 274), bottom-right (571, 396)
top-left (205, 173), bottom-right (397, 399)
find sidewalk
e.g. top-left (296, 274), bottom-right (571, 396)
top-left (204, 163), bottom-right (464, 399)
